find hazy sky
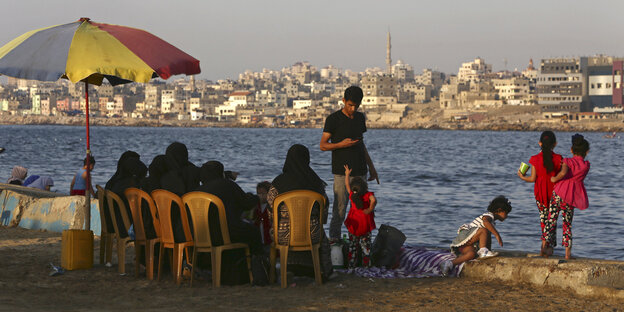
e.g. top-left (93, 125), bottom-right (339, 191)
top-left (2, 0), bottom-right (623, 81)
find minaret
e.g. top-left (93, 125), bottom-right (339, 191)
top-left (386, 31), bottom-right (392, 75)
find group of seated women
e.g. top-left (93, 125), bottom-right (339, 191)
top-left (103, 142), bottom-right (333, 284)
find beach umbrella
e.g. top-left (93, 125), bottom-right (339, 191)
top-left (0, 17), bottom-right (201, 230)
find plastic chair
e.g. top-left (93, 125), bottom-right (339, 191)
top-left (182, 191), bottom-right (253, 287)
top-left (105, 190), bottom-right (134, 274)
top-left (96, 185), bottom-right (114, 265)
top-left (269, 190), bottom-right (325, 288)
top-left (151, 189), bottom-right (194, 285)
top-left (125, 188), bottom-right (160, 280)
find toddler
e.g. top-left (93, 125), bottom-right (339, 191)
top-left (343, 165), bottom-right (377, 269)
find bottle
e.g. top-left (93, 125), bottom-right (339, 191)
top-left (342, 234), bottom-right (348, 244)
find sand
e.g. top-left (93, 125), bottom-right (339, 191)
top-left (1, 226), bottom-right (622, 312)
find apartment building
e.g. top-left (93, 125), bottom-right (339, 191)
top-left (537, 57), bottom-right (586, 113)
top-left (492, 77), bottom-right (533, 105)
top-left (361, 74), bottom-right (397, 108)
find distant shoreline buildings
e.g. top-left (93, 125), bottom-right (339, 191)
top-left (1, 32), bottom-right (623, 125)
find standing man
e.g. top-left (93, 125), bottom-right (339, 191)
top-left (320, 86), bottom-right (379, 242)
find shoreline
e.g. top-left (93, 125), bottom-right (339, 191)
top-left (1, 226), bottom-right (623, 311)
top-left (2, 114), bottom-right (624, 132)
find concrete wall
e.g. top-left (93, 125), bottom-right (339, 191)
top-left (0, 183), bottom-right (101, 235)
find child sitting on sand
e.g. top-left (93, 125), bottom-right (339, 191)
top-left (440, 196), bottom-right (512, 276)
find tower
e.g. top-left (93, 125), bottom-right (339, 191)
top-left (386, 31), bottom-right (392, 75)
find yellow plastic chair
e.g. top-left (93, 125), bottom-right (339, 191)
top-left (269, 190), bottom-right (325, 288)
top-left (96, 185), bottom-right (114, 265)
top-left (151, 189), bottom-right (194, 285)
top-left (182, 191), bottom-right (253, 287)
top-left (105, 190), bottom-right (134, 274)
top-left (125, 188), bottom-right (160, 280)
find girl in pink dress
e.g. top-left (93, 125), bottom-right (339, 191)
top-left (546, 134), bottom-right (590, 260)
top-left (343, 164), bottom-right (377, 269)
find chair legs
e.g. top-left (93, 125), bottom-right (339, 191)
top-left (117, 237), bottom-right (130, 274)
top-left (269, 245), bottom-right (321, 287)
top-left (99, 233), bottom-right (114, 265)
top-left (190, 248), bottom-right (198, 287)
top-left (213, 248), bottom-right (222, 287)
top-left (146, 240), bottom-right (158, 280)
top-left (279, 246), bottom-right (289, 288)
top-left (173, 244), bottom-right (185, 285)
top-left (311, 245), bottom-right (322, 286)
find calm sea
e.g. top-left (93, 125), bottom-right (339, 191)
top-left (1, 125), bottom-right (622, 260)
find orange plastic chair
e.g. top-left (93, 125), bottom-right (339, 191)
top-left (105, 190), bottom-right (134, 274)
top-left (182, 191), bottom-right (253, 287)
top-left (96, 185), bottom-right (114, 265)
top-left (125, 188), bottom-right (160, 280)
top-left (151, 189), bottom-right (194, 285)
top-left (269, 190), bottom-right (325, 288)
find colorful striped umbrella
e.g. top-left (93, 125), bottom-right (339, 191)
top-left (0, 18), bottom-right (201, 231)
top-left (0, 17), bottom-right (200, 85)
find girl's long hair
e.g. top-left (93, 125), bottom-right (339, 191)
top-left (540, 131), bottom-right (557, 173)
top-left (350, 177), bottom-right (368, 209)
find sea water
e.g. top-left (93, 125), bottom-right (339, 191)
top-left (1, 125), bottom-right (622, 260)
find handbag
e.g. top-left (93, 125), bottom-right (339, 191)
top-left (370, 224), bottom-right (406, 268)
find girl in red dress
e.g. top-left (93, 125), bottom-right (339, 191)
top-left (343, 165), bottom-right (377, 269)
top-left (517, 131), bottom-right (562, 257)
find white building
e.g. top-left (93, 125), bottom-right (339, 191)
top-left (458, 57), bottom-right (492, 82)
top-left (293, 99), bottom-right (317, 110)
top-left (492, 77), bottom-right (533, 105)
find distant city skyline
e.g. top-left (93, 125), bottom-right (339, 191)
top-left (2, 0), bottom-right (624, 81)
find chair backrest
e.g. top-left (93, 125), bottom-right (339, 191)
top-left (272, 190), bottom-right (325, 248)
top-left (151, 189), bottom-right (192, 245)
top-left (183, 191), bottom-right (232, 248)
top-left (95, 185), bottom-right (110, 235)
top-left (124, 187), bottom-right (156, 242)
top-left (105, 190), bottom-right (132, 238)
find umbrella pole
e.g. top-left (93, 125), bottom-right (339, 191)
top-left (84, 80), bottom-right (91, 231)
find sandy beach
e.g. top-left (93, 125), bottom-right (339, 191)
top-left (1, 226), bottom-right (622, 311)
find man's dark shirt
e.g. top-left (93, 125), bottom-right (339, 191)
top-left (323, 110), bottom-right (368, 176)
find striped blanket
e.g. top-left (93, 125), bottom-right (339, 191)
top-left (344, 246), bottom-right (463, 278)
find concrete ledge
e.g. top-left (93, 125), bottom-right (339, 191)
top-left (462, 254), bottom-right (624, 299)
top-left (0, 183), bottom-right (101, 235)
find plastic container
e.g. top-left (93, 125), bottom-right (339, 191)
top-left (61, 229), bottom-right (94, 270)
top-left (519, 162), bottom-right (530, 175)
top-left (331, 243), bottom-right (344, 269)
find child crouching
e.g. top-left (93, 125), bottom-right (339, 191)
top-left (440, 196), bottom-right (512, 276)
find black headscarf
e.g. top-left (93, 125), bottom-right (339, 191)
top-left (161, 142), bottom-right (199, 196)
top-left (272, 144), bottom-right (327, 194)
top-left (165, 142), bottom-right (190, 170)
top-left (200, 161), bottom-right (225, 184)
top-left (105, 151), bottom-right (147, 190)
top-left (140, 155), bottom-right (168, 193)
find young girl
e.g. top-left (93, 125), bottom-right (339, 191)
top-left (440, 196), bottom-right (512, 276)
top-left (517, 131), bottom-right (562, 257)
top-left (545, 134), bottom-right (590, 260)
top-left (343, 164), bottom-right (376, 269)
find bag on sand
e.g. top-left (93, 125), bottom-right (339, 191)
top-left (370, 224), bottom-right (406, 268)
